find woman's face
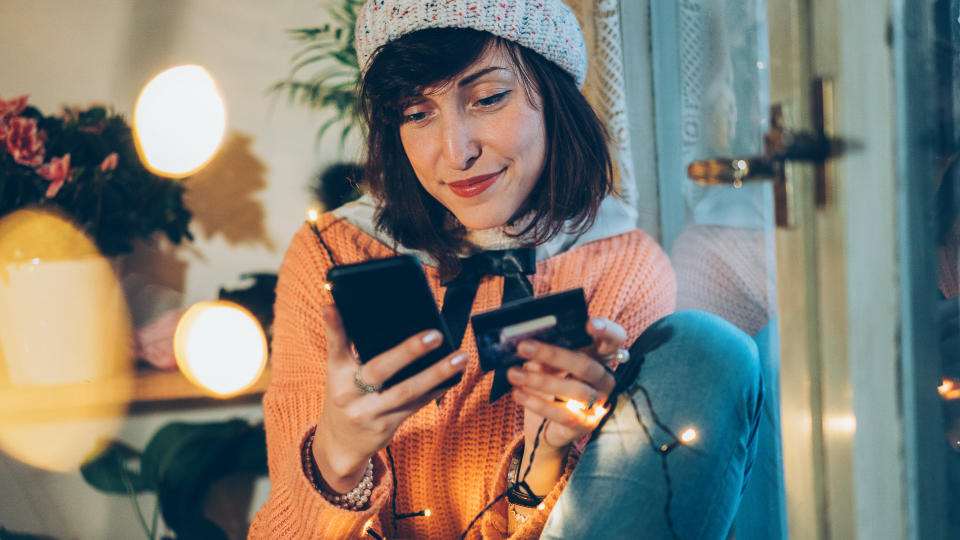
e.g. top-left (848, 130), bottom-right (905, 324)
top-left (398, 47), bottom-right (547, 231)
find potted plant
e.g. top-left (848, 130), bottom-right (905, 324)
top-left (81, 419), bottom-right (266, 540)
top-left (271, 0), bottom-right (365, 149)
top-left (272, 0), bottom-right (367, 209)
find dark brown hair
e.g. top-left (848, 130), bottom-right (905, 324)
top-left (359, 28), bottom-right (614, 278)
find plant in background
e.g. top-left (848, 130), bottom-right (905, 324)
top-left (81, 419), bottom-right (266, 540)
top-left (271, 0), bottom-right (365, 149)
top-left (0, 95), bottom-right (192, 256)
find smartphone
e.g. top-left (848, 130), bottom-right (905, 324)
top-left (326, 255), bottom-right (461, 390)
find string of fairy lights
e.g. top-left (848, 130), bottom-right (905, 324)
top-left (305, 213), bottom-right (699, 539)
top-left (361, 338), bottom-right (699, 539)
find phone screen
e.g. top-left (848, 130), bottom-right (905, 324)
top-left (326, 255), bottom-right (459, 389)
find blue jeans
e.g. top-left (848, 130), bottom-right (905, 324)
top-left (541, 311), bottom-right (764, 540)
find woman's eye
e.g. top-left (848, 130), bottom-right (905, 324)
top-left (402, 111), bottom-right (428, 123)
top-left (476, 91), bottom-right (510, 107)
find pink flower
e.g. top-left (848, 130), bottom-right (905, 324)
top-left (0, 95), bottom-right (28, 141)
top-left (5, 116), bottom-right (45, 167)
top-left (99, 152), bottom-right (118, 172)
top-left (36, 154), bottom-right (72, 198)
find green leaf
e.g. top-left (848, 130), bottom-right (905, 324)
top-left (290, 41), bottom-right (339, 63)
top-left (329, 50), bottom-right (359, 69)
top-left (290, 56), bottom-right (351, 78)
top-left (80, 441), bottom-right (149, 494)
top-left (338, 122), bottom-right (355, 151)
top-left (140, 420), bottom-right (265, 540)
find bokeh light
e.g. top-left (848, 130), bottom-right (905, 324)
top-left (0, 208), bottom-right (132, 471)
top-left (134, 65), bottom-right (226, 177)
top-left (174, 300), bottom-right (267, 397)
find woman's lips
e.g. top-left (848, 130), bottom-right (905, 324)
top-left (446, 169), bottom-right (504, 198)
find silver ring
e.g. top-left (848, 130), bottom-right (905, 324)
top-left (354, 366), bottom-right (382, 394)
top-left (602, 348), bottom-right (630, 364)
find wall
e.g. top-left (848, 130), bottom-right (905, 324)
top-left (0, 0), bottom-right (360, 306)
top-left (0, 1), bottom-right (354, 537)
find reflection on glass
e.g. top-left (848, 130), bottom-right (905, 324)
top-left (0, 208), bottom-right (132, 471)
top-left (929, 1), bottom-right (960, 534)
top-left (655, 1), bottom-right (784, 538)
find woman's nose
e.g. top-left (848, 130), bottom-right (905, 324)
top-left (440, 115), bottom-right (481, 170)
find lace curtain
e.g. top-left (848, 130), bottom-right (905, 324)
top-left (566, 0), bottom-right (635, 202)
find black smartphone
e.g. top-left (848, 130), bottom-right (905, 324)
top-left (326, 255), bottom-right (461, 390)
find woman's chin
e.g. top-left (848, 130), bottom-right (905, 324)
top-left (455, 212), bottom-right (511, 231)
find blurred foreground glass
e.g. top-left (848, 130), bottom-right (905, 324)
top-left (0, 208), bottom-right (132, 471)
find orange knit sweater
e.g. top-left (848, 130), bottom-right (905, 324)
top-left (249, 215), bottom-right (676, 539)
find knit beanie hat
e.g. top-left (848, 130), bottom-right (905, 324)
top-left (355, 0), bottom-right (588, 87)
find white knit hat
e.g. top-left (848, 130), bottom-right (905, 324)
top-left (355, 0), bottom-right (588, 87)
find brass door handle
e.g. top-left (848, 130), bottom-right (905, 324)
top-left (687, 157), bottom-right (777, 187)
top-left (685, 80), bottom-right (844, 227)
top-left (686, 112), bottom-right (835, 187)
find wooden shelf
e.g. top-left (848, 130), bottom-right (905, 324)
top-left (0, 366), bottom-right (271, 425)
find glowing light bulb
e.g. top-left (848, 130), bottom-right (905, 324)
top-left (308, 208), bottom-right (319, 222)
top-left (680, 428), bottom-right (697, 443)
top-left (134, 65), bottom-right (226, 177)
top-left (537, 503), bottom-right (546, 511)
top-left (363, 519), bottom-right (374, 532)
top-left (586, 404), bottom-right (608, 424)
top-left (324, 282), bottom-right (332, 291)
top-left (174, 300), bottom-right (267, 397)
top-left (565, 399), bottom-right (586, 413)
top-left (424, 509), bottom-right (432, 517)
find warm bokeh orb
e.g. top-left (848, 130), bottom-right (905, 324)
top-left (174, 300), bottom-right (267, 397)
top-left (134, 64), bottom-right (227, 177)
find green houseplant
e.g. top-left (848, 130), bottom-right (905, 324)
top-left (271, 0), bottom-right (365, 149)
top-left (81, 419), bottom-right (267, 540)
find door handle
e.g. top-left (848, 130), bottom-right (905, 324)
top-left (686, 79), bottom-right (842, 227)
top-left (686, 130), bottom-right (832, 187)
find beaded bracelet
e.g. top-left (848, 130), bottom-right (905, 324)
top-left (302, 428), bottom-right (374, 510)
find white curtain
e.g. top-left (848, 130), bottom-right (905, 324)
top-left (567, 0), bottom-right (635, 203)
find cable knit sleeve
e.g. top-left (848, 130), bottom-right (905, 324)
top-left (248, 221), bottom-right (392, 539)
top-left (539, 229), bottom-right (676, 346)
top-left (602, 229), bottom-right (677, 344)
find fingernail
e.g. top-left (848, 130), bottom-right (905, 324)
top-left (518, 341), bottom-right (537, 355)
top-left (591, 319), bottom-right (606, 331)
top-left (508, 367), bottom-right (526, 382)
top-left (450, 352), bottom-right (467, 366)
top-left (422, 331), bottom-right (441, 345)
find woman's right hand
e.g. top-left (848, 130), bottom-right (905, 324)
top-left (312, 304), bottom-right (467, 493)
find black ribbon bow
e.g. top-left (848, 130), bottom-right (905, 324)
top-left (440, 248), bottom-right (536, 403)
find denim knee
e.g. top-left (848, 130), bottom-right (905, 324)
top-left (542, 310), bottom-right (763, 539)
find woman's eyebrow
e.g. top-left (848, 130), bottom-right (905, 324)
top-left (457, 66), bottom-right (507, 87)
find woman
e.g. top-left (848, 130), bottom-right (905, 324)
top-left (251, 1), bottom-right (762, 538)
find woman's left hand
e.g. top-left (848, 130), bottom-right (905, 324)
top-left (507, 317), bottom-right (625, 456)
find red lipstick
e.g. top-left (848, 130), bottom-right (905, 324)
top-left (447, 169), bottom-right (504, 198)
